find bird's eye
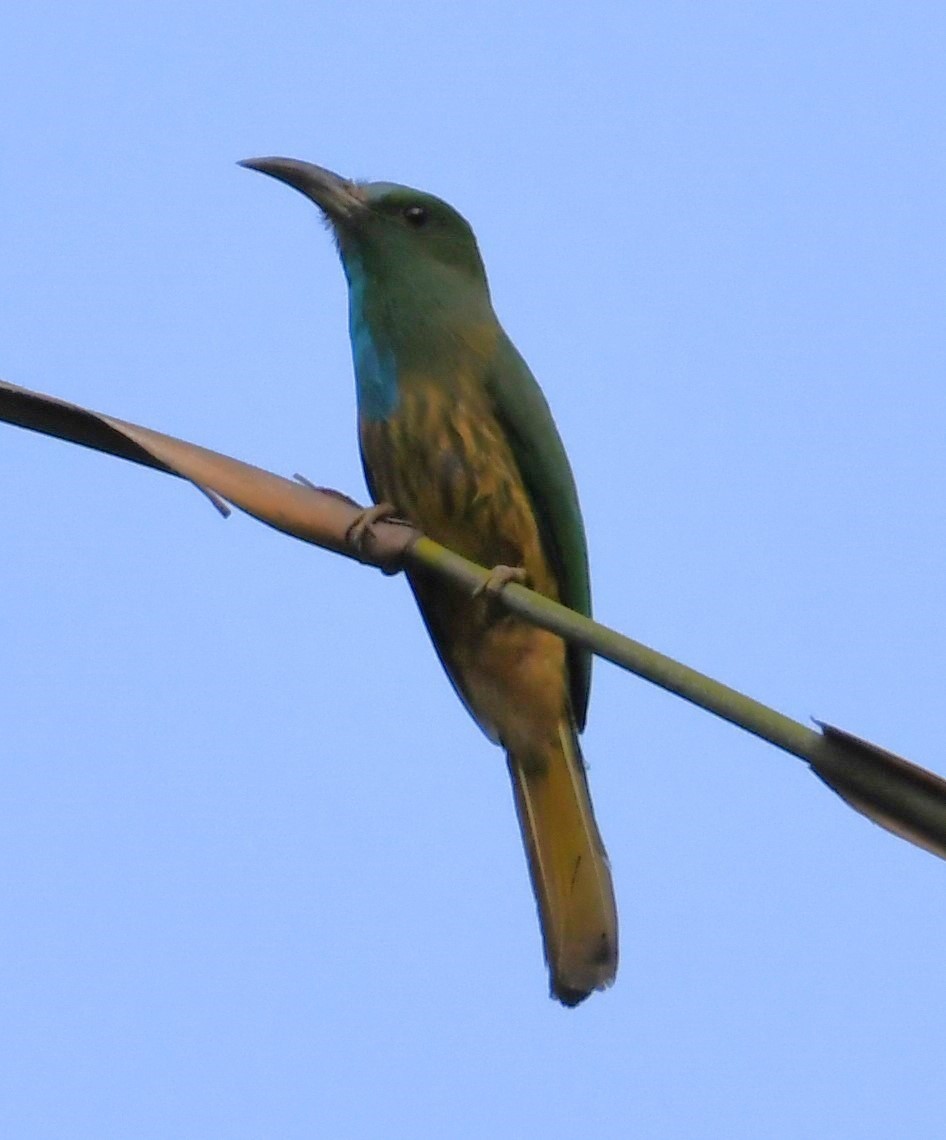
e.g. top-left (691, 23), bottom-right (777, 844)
top-left (403, 205), bottom-right (428, 227)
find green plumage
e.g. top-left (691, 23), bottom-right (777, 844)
top-left (485, 330), bottom-right (593, 727)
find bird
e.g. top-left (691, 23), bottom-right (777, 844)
top-left (241, 156), bottom-right (617, 1005)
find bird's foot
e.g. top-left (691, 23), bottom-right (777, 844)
top-left (473, 564), bottom-right (530, 599)
top-left (346, 501), bottom-right (405, 554)
top-left (294, 479), bottom-right (409, 554)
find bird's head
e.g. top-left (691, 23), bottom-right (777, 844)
top-left (240, 157), bottom-right (489, 300)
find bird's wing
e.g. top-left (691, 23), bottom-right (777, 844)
top-left (485, 334), bottom-right (593, 729)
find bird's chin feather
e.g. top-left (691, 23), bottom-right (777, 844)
top-left (321, 215), bottom-right (346, 257)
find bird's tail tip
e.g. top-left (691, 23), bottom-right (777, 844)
top-left (551, 917), bottom-right (618, 1006)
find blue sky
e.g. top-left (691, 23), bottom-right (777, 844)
top-left (2, 3), bottom-right (945, 1137)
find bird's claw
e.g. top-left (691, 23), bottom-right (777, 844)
top-left (473, 564), bottom-right (529, 599)
top-left (346, 501), bottom-right (402, 553)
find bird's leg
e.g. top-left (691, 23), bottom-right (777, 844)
top-left (473, 564), bottom-right (530, 598)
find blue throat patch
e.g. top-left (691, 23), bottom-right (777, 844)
top-left (344, 255), bottom-right (399, 422)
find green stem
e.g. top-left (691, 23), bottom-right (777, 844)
top-left (407, 536), bottom-right (818, 761)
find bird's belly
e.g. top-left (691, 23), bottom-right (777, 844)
top-left (359, 381), bottom-right (569, 751)
top-left (360, 382), bottom-right (554, 590)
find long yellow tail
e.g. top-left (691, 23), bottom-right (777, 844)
top-left (507, 721), bottom-right (618, 1006)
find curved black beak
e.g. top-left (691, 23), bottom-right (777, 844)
top-left (239, 157), bottom-right (364, 223)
